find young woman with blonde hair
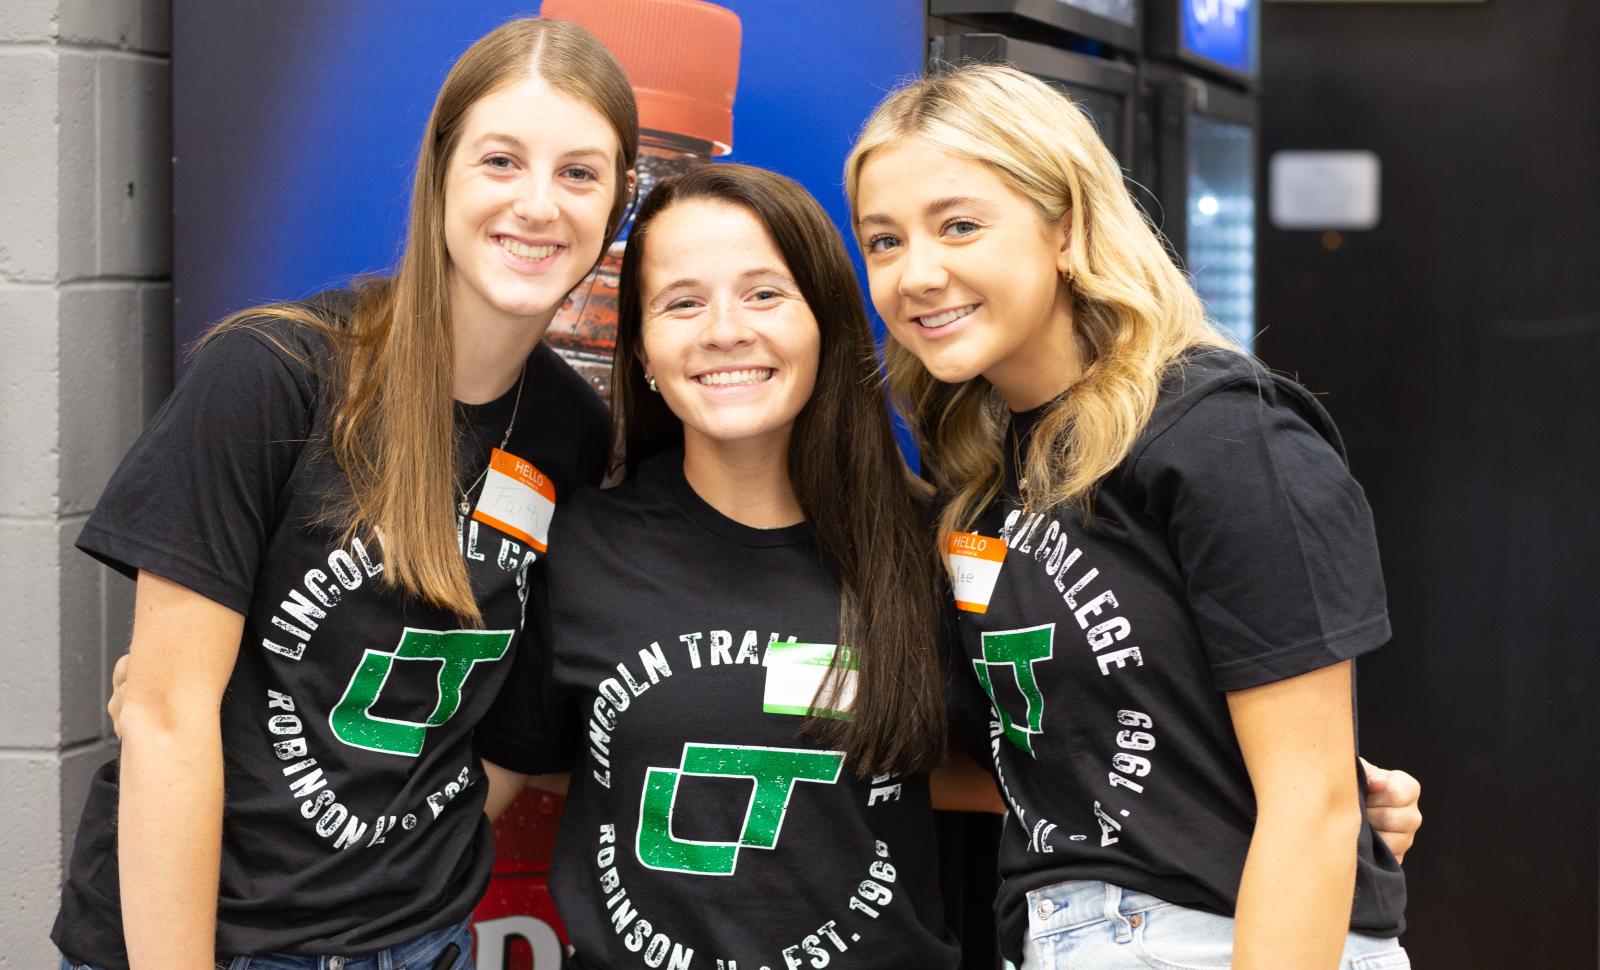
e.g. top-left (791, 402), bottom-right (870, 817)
top-left (846, 64), bottom-right (1410, 969)
top-left (53, 18), bottom-right (636, 970)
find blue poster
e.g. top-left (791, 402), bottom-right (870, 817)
top-left (1180, 0), bottom-right (1256, 77)
top-left (172, 1), bottom-right (924, 353)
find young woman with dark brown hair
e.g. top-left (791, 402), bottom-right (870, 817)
top-left (475, 162), bottom-right (971, 969)
top-left (53, 18), bottom-right (637, 970)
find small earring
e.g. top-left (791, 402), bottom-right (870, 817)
top-left (646, 374), bottom-right (658, 393)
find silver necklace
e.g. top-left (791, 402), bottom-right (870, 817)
top-left (457, 361), bottom-right (527, 518)
top-left (1009, 417), bottom-right (1030, 493)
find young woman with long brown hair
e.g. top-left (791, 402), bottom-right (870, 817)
top-left (846, 64), bottom-right (1410, 969)
top-left (474, 162), bottom-right (970, 969)
top-left (53, 19), bottom-right (636, 970)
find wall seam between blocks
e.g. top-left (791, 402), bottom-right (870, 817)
top-left (0, 511), bottom-right (90, 525)
top-left (0, 40), bottom-right (169, 61)
top-left (90, 49), bottom-right (102, 275)
top-left (0, 737), bottom-right (112, 758)
top-left (59, 275), bottom-right (171, 288)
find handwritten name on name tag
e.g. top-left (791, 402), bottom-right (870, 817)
top-left (472, 449), bottom-right (556, 552)
top-left (948, 531), bottom-right (1006, 613)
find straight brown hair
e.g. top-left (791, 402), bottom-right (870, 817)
top-left (612, 164), bottom-right (948, 778)
top-left (206, 18), bottom-right (638, 624)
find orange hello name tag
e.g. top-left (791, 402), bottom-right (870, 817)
top-left (472, 449), bottom-right (556, 553)
top-left (947, 531), bottom-right (1007, 613)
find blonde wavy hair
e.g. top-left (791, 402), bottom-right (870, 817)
top-left (844, 64), bottom-right (1231, 546)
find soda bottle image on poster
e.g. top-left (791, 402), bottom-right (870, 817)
top-left (540, 0), bottom-right (741, 401)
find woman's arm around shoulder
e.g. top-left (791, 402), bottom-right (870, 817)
top-left (930, 745), bottom-right (1004, 814)
top-left (480, 759), bottom-right (569, 823)
top-left (1362, 758), bottom-right (1422, 863)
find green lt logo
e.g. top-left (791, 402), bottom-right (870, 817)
top-left (637, 743), bottom-right (844, 876)
top-left (329, 627), bottom-right (512, 757)
top-left (972, 624), bottom-right (1054, 757)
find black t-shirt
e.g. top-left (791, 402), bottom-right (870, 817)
top-left (476, 453), bottom-right (960, 970)
top-left (945, 349), bottom-right (1406, 962)
top-left (53, 299), bottom-right (609, 968)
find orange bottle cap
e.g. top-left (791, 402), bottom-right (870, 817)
top-left (542, 0), bottom-right (741, 155)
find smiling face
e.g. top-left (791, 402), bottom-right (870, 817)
top-left (443, 74), bottom-right (624, 339)
top-left (855, 139), bottom-right (1080, 410)
top-left (636, 199), bottom-right (821, 457)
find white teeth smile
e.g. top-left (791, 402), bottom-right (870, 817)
top-left (497, 237), bottom-right (560, 261)
top-left (694, 368), bottom-right (775, 387)
top-left (916, 304), bottom-right (978, 329)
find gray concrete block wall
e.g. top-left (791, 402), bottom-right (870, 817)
top-left (59, 514), bottom-right (105, 746)
top-left (60, 285), bottom-right (145, 514)
top-left (0, 286), bottom-right (60, 515)
top-left (60, 0), bottom-right (170, 54)
top-left (57, 48), bottom-right (98, 283)
top-left (98, 53), bottom-right (172, 278)
top-left (0, 49), bottom-right (60, 281)
top-left (0, 520), bottom-right (64, 746)
top-left (0, 752), bottom-right (65, 959)
top-left (0, 0), bottom-right (172, 962)
top-left (0, 0), bottom-right (57, 42)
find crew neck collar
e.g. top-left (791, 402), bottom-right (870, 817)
top-left (658, 451), bottom-right (811, 548)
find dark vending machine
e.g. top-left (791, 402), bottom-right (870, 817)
top-left (929, 1), bottom-right (1260, 351)
top-left (1144, 0), bottom-right (1260, 349)
top-left (929, 1), bottom-right (1143, 169)
top-left (930, 31), bottom-right (1138, 166)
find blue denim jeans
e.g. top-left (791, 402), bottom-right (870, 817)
top-left (1018, 881), bottom-right (1410, 970)
top-left (61, 916), bottom-right (474, 970)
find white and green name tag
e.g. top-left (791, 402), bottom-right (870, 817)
top-left (762, 642), bottom-right (857, 720)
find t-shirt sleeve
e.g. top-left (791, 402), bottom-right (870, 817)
top-left (75, 327), bottom-right (316, 615)
top-left (1133, 376), bottom-right (1391, 692)
top-left (474, 561), bottom-right (579, 775)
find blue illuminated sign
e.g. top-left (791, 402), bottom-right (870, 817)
top-left (1181, 0), bottom-right (1256, 77)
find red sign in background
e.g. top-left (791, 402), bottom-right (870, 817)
top-left (471, 789), bottom-right (568, 969)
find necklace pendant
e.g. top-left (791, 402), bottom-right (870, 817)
top-left (458, 498), bottom-right (471, 518)
top-left (1019, 477), bottom-right (1029, 491)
